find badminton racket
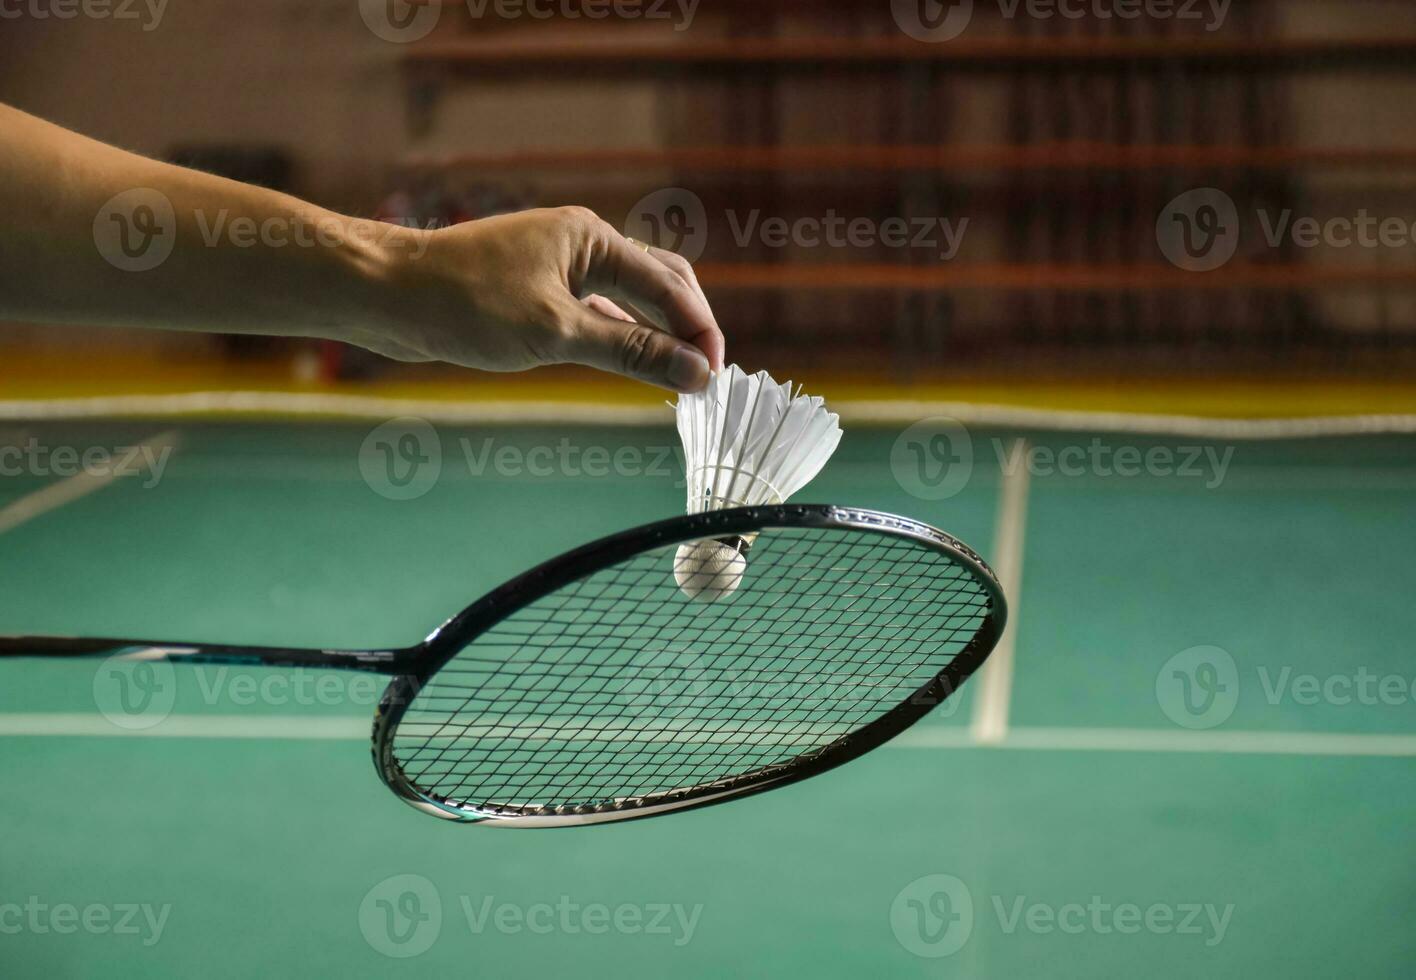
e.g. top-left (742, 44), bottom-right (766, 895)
top-left (0, 505), bottom-right (1005, 827)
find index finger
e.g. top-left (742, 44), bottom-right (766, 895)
top-left (591, 235), bottom-right (725, 371)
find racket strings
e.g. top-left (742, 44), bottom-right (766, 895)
top-left (407, 575), bottom-right (980, 799)
top-left (392, 528), bottom-right (991, 814)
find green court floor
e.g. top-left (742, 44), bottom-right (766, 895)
top-left (1, 420), bottom-right (1413, 978)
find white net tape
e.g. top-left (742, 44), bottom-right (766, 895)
top-left (2, 391), bottom-right (1415, 439)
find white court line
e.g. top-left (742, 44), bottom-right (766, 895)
top-left (970, 438), bottom-right (1030, 746)
top-left (1, 714), bottom-right (1414, 757)
top-left (0, 713), bottom-right (367, 739)
top-left (0, 429), bottom-right (180, 536)
top-left (896, 726), bottom-right (1416, 758)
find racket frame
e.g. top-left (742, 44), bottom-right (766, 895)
top-left (373, 504), bottom-right (1006, 827)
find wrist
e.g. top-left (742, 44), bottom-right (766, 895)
top-left (319, 215), bottom-right (435, 347)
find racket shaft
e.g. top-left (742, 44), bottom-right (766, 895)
top-left (0, 635), bottom-right (409, 673)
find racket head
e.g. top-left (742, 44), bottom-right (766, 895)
top-left (372, 505), bottom-right (1006, 827)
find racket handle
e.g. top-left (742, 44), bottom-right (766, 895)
top-left (0, 635), bottom-right (412, 674)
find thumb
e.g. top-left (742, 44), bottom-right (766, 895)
top-left (560, 304), bottom-right (711, 392)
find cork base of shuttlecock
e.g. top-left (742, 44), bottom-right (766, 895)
top-left (673, 540), bottom-right (747, 603)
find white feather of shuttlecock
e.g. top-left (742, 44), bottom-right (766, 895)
top-left (674, 364), bottom-right (842, 513)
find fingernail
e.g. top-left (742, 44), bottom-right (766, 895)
top-left (666, 346), bottom-right (710, 392)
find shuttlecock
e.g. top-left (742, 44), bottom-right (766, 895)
top-left (671, 365), bottom-right (842, 602)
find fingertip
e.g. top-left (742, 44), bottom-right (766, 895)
top-left (666, 345), bottom-right (711, 393)
top-left (692, 329), bottom-right (726, 373)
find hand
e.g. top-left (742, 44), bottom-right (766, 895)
top-left (355, 206), bottom-right (724, 392)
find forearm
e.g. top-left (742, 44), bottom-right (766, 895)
top-left (0, 103), bottom-right (412, 342)
top-left (0, 103), bottom-right (722, 390)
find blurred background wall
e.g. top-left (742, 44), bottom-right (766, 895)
top-left (3, 0), bottom-right (1416, 378)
